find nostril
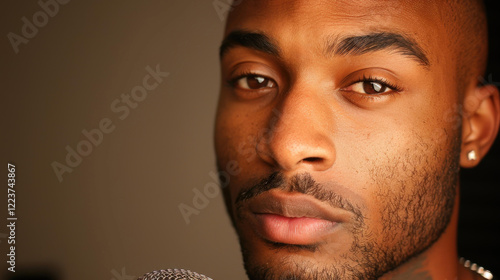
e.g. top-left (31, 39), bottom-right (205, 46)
top-left (302, 157), bottom-right (323, 163)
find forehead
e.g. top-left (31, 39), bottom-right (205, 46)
top-left (225, 0), bottom-right (446, 64)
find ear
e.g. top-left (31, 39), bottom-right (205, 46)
top-left (460, 84), bottom-right (500, 168)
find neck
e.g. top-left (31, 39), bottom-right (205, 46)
top-left (379, 188), bottom-right (480, 280)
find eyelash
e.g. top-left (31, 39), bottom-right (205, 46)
top-left (228, 72), bottom-right (403, 96)
top-left (228, 71), bottom-right (271, 87)
top-left (348, 74), bottom-right (404, 93)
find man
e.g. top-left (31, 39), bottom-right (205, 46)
top-left (214, 0), bottom-right (500, 279)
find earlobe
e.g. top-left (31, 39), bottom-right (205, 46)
top-left (460, 84), bottom-right (500, 168)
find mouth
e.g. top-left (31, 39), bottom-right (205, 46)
top-left (246, 190), bottom-right (352, 245)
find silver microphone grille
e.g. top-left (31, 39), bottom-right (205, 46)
top-left (137, 269), bottom-right (214, 280)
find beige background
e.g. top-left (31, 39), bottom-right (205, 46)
top-left (1, 1), bottom-right (247, 279)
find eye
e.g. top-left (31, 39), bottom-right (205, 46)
top-left (233, 75), bottom-right (276, 90)
top-left (344, 76), bottom-right (402, 95)
top-left (350, 80), bottom-right (391, 95)
top-left (358, 81), bottom-right (389, 94)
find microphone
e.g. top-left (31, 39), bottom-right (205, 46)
top-left (137, 268), bottom-right (214, 280)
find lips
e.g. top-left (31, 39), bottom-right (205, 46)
top-left (246, 190), bottom-right (351, 245)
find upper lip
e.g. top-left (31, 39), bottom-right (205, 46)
top-left (247, 189), bottom-right (352, 223)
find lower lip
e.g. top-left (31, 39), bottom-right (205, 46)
top-left (253, 213), bottom-right (336, 245)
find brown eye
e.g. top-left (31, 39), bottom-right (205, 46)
top-left (236, 75), bottom-right (275, 90)
top-left (363, 81), bottom-right (387, 94)
top-left (348, 80), bottom-right (394, 95)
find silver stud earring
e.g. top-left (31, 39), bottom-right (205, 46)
top-left (467, 150), bottom-right (477, 161)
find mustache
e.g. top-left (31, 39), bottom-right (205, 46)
top-left (235, 172), bottom-right (363, 218)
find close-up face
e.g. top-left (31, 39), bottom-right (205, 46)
top-left (214, 0), bottom-right (493, 279)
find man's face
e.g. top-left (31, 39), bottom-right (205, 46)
top-left (215, 1), bottom-right (462, 279)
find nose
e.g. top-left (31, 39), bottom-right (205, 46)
top-left (256, 86), bottom-right (336, 172)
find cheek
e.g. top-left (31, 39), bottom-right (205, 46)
top-left (354, 128), bottom-right (457, 230)
top-left (214, 102), bottom-right (264, 178)
top-left (214, 116), bottom-right (246, 172)
top-left (334, 123), bottom-right (436, 209)
top-left (215, 96), bottom-right (244, 156)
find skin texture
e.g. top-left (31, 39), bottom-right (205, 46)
top-left (214, 0), bottom-right (500, 279)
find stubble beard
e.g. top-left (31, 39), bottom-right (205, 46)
top-left (226, 131), bottom-right (461, 280)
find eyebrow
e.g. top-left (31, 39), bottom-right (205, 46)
top-left (329, 32), bottom-right (430, 67)
top-left (219, 30), bottom-right (430, 68)
top-left (219, 30), bottom-right (280, 58)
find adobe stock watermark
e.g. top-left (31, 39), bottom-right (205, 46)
top-left (7, 0), bottom-right (71, 54)
top-left (178, 160), bottom-right (240, 225)
top-left (442, 74), bottom-right (500, 130)
top-left (178, 109), bottom-right (289, 225)
top-left (111, 267), bottom-right (135, 280)
top-left (213, 0), bottom-right (243, 21)
top-left (428, 73), bottom-right (500, 165)
top-left (479, 73), bottom-right (500, 87)
top-left (178, 72), bottom-right (500, 225)
top-left (51, 64), bottom-right (170, 183)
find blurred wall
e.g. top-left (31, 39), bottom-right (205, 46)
top-left (1, 1), bottom-right (246, 279)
